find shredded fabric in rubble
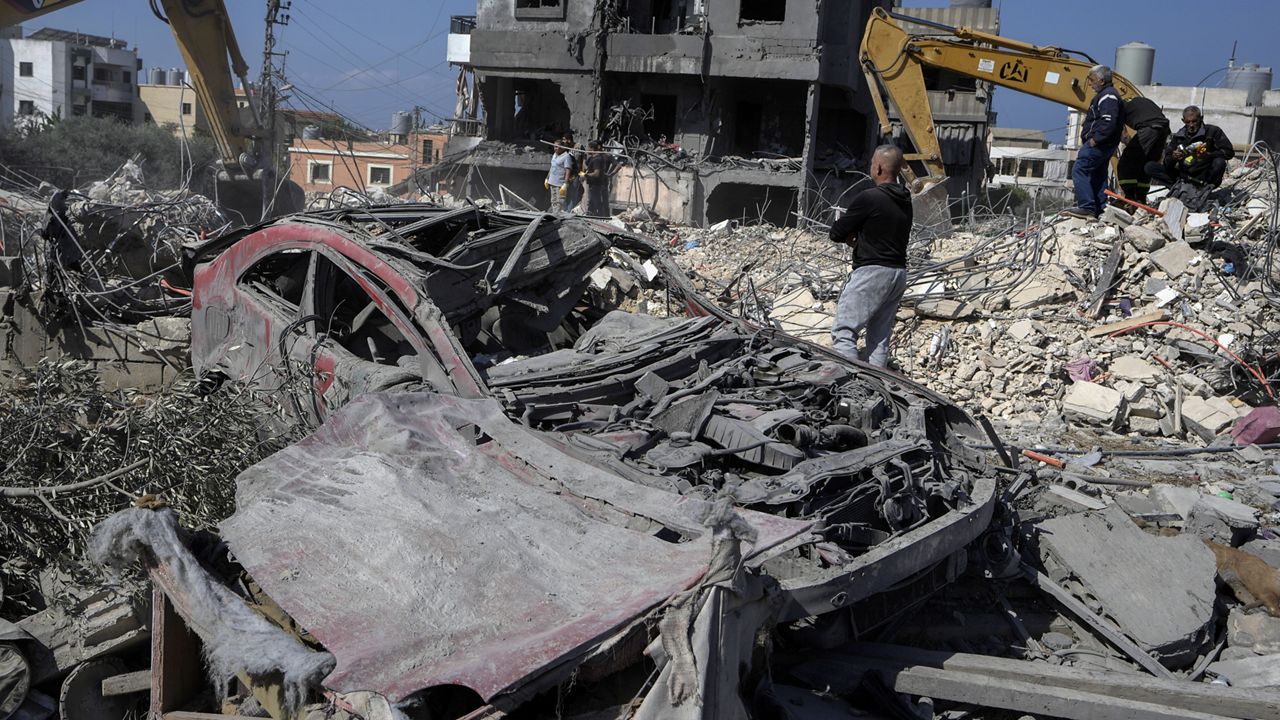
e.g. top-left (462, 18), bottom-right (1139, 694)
top-left (89, 507), bottom-right (335, 714)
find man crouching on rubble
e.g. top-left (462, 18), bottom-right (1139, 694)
top-left (829, 145), bottom-right (911, 367)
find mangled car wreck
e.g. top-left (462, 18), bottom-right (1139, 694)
top-left (92, 206), bottom-right (1000, 718)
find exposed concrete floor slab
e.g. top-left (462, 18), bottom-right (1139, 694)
top-left (1036, 505), bottom-right (1217, 667)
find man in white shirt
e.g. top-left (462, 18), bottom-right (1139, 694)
top-left (546, 142), bottom-right (574, 211)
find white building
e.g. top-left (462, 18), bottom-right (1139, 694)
top-left (2, 26), bottom-right (140, 128)
top-left (988, 127), bottom-right (1072, 202)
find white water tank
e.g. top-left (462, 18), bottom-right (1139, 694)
top-left (1225, 64), bottom-right (1273, 107)
top-left (391, 111), bottom-right (412, 138)
top-left (302, 125), bottom-right (321, 140)
top-left (166, 68), bottom-right (184, 86)
top-left (148, 67), bottom-right (166, 85)
top-left (1115, 42), bottom-right (1155, 86)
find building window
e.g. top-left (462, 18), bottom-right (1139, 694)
top-left (93, 67), bottom-right (109, 83)
top-left (740, 0), bottom-right (785, 22)
top-left (72, 65), bottom-right (86, 81)
top-left (18, 101), bottom-right (35, 115)
top-left (309, 161), bottom-right (332, 184)
top-left (515, 0), bottom-right (565, 20)
top-left (641, 93), bottom-right (677, 143)
top-left (19, 62), bottom-right (33, 77)
top-left (122, 71), bottom-right (131, 85)
top-left (182, 103), bottom-right (193, 116)
top-left (422, 139), bottom-right (435, 163)
top-left (367, 164), bottom-right (393, 186)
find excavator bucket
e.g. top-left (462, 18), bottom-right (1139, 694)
top-left (912, 177), bottom-right (953, 238)
top-left (212, 174), bottom-right (306, 227)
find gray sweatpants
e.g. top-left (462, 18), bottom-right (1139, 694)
top-left (831, 264), bottom-right (907, 367)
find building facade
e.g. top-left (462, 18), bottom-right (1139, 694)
top-left (287, 129), bottom-right (451, 196)
top-left (988, 127), bottom-right (1071, 202)
top-left (448, 0), bottom-right (901, 226)
top-left (136, 73), bottom-right (209, 138)
top-left (2, 26), bottom-right (139, 127)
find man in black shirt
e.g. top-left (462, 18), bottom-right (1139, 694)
top-left (1146, 106), bottom-right (1234, 188)
top-left (828, 144), bottom-right (912, 367)
top-left (584, 140), bottom-right (612, 216)
top-left (1116, 96), bottom-right (1170, 205)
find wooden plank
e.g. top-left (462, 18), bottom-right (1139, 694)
top-left (1024, 565), bottom-right (1177, 679)
top-left (102, 669), bottom-right (150, 696)
top-left (888, 665), bottom-right (1234, 720)
top-left (841, 643), bottom-right (1280, 720)
top-left (1086, 310), bottom-right (1168, 338)
top-left (150, 585), bottom-right (204, 716)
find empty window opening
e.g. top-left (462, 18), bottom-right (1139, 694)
top-left (740, 0), bottom-right (785, 22)
top-left (309, 161), bottom-right (332, 184)
top-left (18, 101), bottom-right (35, 116)
top-left (706, 183), bottom-right (798, 227)
top-left (640, 93), bottom-right (677, 143)
top-left (72, 65), bottom-right (85, 81)
top-left (181, 102), bottom-right (193, 115)
top-left (93, 67), bottom-right (109, 83)
top-left (515, 0), bottom-right (565, 20)
top-left (240, 250), bottom-right (311, 308)
top-left (368, 165), bottom-right (393, 186)
top-left (422, 139), bottom-right (435, 163)
top-left (734, 102), bottom-right (763, 155)
top-left (19, 62), bottom-right (33, 77)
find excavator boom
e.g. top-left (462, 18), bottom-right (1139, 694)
top-left (861, 7), bottom-right (1142, 185)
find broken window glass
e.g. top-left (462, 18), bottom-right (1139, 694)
top-left (239, 249), bottom-right (310, 308)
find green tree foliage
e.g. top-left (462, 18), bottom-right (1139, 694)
top-left (0, 115), bottom-right (219, 190)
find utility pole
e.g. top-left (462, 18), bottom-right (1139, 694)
top-left (260, 0), bottom-right (291, 193)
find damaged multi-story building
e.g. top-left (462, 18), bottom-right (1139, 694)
top-left (450, 0), bottom-right (994, 226)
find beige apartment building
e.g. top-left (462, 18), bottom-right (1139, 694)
top-left (136, 78), bottom-right (207, 138)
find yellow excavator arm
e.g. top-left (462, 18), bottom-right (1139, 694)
top-left (1, 0), bottom-right (300, 222)
top-left (861, 6), bottom-right (1142, 186)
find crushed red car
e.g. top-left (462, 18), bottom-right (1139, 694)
top-left (127, 205), bottom-right (1002, 717)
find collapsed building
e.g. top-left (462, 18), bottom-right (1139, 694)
top-left (442, 0), bottom-right (997, 226)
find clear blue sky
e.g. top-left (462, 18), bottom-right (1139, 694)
top-left (23, 0), bottom-right (1280, 141)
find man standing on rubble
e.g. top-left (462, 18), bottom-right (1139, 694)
top-left (545, 139), bottom-right (574, 212)
top-left (828, 145), bottom-right (912, 368)
top-left (584, 140), bottom-right (613, 216)
top-left (1116, 96), bottom-right (1170, 205)
top-left (1067, 66), bottom-right (1124, 219)
top-left (1146, 106), bottom-right (1235, 189)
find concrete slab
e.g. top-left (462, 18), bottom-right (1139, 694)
top-left (1150, 241), bottom-right (1197, 279)
top-left (1062, 381), bottom-right (1125, 426)
top-left (1036, 505), bottom-right (1217, 667)
top-left (1227, 608), bottom-right (1280, 656)
top-left (1242, 538), bottom-right (1280, 569)
top-left (1181, 395), bottom-right (1239, 441)
top-left (1110, 355), bottom-right (1161, 382)
top-left (1208, 653), bottom-right (1280, 688)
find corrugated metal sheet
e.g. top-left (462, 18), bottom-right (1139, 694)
top-left (936, 123), bottom-right (980, 164)
top-left (895, 7), bottom-right (999, 35)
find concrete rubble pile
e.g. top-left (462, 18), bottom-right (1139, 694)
top-left (664, 156), bottom-right (1280, 455)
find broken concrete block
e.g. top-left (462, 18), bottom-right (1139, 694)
top-left (770, 287), bottom-right (831, 342)
top-left (1061, 381), bottom-right (1124, 426)
top-left (1150, 485), bottom-right (1259, 532)
top-left (1233, 406), bottom-right (1280, 446)
top-left (1123, 225), bottom-right (1166, 253)
top-left (1006, 319), bottom-right (1037, 342)
top-left (1181, 395), bottom-right (1240, 441)
top-left (1109, 355), bottom-right (1161, 382)
top-left (1038, 485), bottom-right (1110, 514)
top-left (1228, 608), bottom-right (1280, 655)
top-left (1101, 204), bottom-right (1134, 227)
top-left (1129, 416), bottom-right (1164, 436)
top-left (1036, 505), bottom-right (1217, 668)
top-left (1186, 499), bottom-right (1259, 546)
top-left (1208, 653), bottom-right (1280, 688)
top-left (1242, 538), bottom-right (1280, 569)
top-left (1149, 240), bottom-right (1197, 279)
top-left (914, 298), bottom-right (975, 320)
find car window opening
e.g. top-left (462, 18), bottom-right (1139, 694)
top-left (240, 249), bottom-right (309, 308)
top-left (319, 257), bottom-right (416, 367)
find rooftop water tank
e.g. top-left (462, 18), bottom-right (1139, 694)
top-left (166, 68), bottom-right (184, 87)
top-left (302, 125), bottom-right (321, 140)
top-left (1115, 42), bottom-right (1155, 86)
top-left (148, 67), bottom-right (166, 85)
top-left (1225, 63), bottom-right (1272, 106)
top-left (391, 111), bottom-right (412, 138)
